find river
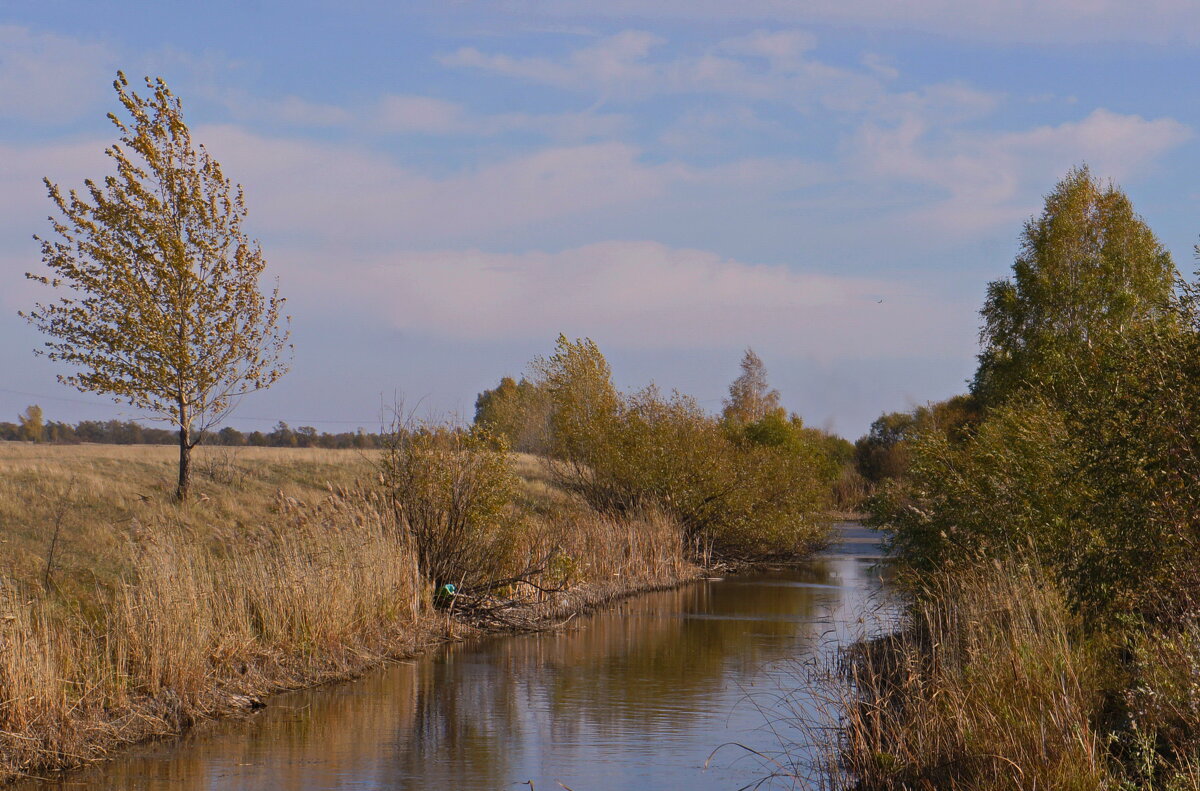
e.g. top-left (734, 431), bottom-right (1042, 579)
top-left (30, 522), bottom-right (893, 790)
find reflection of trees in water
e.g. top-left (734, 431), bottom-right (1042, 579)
top-left (533, 562), bottom-right (843, 742)
top-left (35, 561), bottom-right (857, 791)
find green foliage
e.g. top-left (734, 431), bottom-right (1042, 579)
top-left (532, 337), bottom-right (830, 559)
top-left (18, 405), bottom-right (44, 443)
top-left (869, 398), bottom-right (1085, 577)
top-left (974, 165), bottom-right (1176, 407)
top-left (22, 73), bottom-right (290, 500)
top-left (532, 334), bottom-right (623, 464)
top-left (722, 347), bottom-right (783, 424)
top-left (877, 305), bottom-right (1200, 622)
top-left (852, 167), bottom-right (1200, 787)
top-left (872, 168), bottom-right (1200, 622)
top-left (854, 395), bottom-right (979, 484)
top-left (473, 375), bottom-right (547, 452)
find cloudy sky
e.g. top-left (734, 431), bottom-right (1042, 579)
top-left (1, 1), bottom-right (1197, 438)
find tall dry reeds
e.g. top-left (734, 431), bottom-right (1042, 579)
top-left (0, 490), bottom-right (425, 782)
top-left (826, 561), bottom-right (1111, 790)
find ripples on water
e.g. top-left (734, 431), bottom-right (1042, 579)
top-left (30, 523), bottom-right (895, 791)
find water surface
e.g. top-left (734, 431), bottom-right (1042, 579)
top-left (34, 523), bottom-right (893, 790)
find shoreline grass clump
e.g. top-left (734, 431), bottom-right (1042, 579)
top-left (0, 486), bottom-right (426, 782)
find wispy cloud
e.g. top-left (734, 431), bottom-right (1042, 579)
top-left (301, 240), bottom-right (975, 361)
top-left (0, 26), bottom-right (117, 123)
top-left (852, 108), bottom-right (1193, 236)
top-left (440, 28), bottom-right (888, 111)
top-left (507, 0), bottom-right (1200, 45)
top-left (188, 128), bottom-right (675, 242)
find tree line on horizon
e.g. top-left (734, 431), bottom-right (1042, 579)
top-left (0, 405), bottom-right (385, 449)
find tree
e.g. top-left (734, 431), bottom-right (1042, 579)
top-left (855, 395), bottom-right (980, 483)
top-left (973, 165), bottom-right (1175, 406)
top-left (530, 335), bottom-right (622, 465)
top-left (18, 405), bottom-right (44, 443)
top-left (723, 348), bottom-right (783, 424)
top-left (23, 73), bottom-right (290, 500)
top-left (473, 375), bottom-right (546, 452)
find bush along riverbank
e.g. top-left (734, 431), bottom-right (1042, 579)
top-left (0, 336), bottom-right (841, 784)
top-left (831, 168), bottom-right (1200, 789)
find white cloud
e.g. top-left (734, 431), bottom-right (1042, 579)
top-left (852, 108), bottom-right (1193, 235)
top-left (310, 241), bottom-right (972, 360)
top-left (376, 95), bottom-right (468, 133)
top-left (264, 96), bottom-right (353, 127)
top-left (375, 94), bottom-right (629, 139)
top-left (192, 126), bottom-right (673, 242)
top-left (440, 30), bottom-right (664, 95)
top-left (218, 88), bottom-right (629, 141)
top-left (440, 28), bottom-right (991, 120)
top-left (0, 26), bottom-right (117, 123)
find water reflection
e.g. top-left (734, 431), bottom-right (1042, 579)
top-left (32, 524), bottom-right (890, 791)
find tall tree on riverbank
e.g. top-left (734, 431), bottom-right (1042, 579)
top-left (23, 73), bottom-right (291, 501)
top-left (723, 348), bottom-right (783, 424)
top-left (973, 165), bottom-right (1176, 406)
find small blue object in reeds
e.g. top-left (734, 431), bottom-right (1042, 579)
top-left (435, 583), bottom-right (457, 606)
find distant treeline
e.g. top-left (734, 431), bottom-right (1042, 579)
top-left (0, 412), bottom-right (384, 449)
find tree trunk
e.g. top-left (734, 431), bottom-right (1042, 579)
top-left (177, 403), bottom-right (191, 502)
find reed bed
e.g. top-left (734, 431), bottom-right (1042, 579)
top-left (0, 491), bottom-right (426, 782)
top-left (829, 562), bottom-right (1110, 790)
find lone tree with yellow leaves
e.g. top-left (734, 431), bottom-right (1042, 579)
top-left (23, 73), bottom-right (290, 501)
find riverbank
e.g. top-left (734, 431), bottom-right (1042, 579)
top-left (0, 443), bottom-right (703, 785)
top-left (828, 558), bottom-right (1200, 790)
top-left (13, 521), bottom-right (881, 791)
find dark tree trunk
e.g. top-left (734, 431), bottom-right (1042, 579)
top-left (177, 404), bottom-right (191, 501)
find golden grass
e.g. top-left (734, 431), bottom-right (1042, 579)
top-left (831, 562), bottom-right (1113, 790)
top-left (0, 441), bottom-right (695, 783)
top-left (0, 442), bottom-right (374, 595)
top-left (0, 486), bottom-right (426, 782)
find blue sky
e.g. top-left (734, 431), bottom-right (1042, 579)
top-left (2, 1), bottom-right (1198, 438)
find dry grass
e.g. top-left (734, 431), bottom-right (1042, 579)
top-left (827, 562), bottom-right (1113, 790)
top-left (0, 441), bottom-right (695, 783)
top-left (0, 442), bottom-right (374, 597)
top-left (0, 487), bottom-right (426, 782)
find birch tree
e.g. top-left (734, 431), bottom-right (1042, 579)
top-left (973, 166), bottom-right (1175, 406)
top-left (23, 73), bottom-right (290, 500)
top-left (723, 348), bottom-right (782, 424)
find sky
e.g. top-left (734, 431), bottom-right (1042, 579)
top-left (1, 1), bottom-right (1198, 439)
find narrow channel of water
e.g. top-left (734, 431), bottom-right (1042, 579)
top-left (34, 523), bottom-right (894, 790)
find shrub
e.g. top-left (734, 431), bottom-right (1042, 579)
top-left (378, 423), bottom-right (521, 587)
top-left (873, 319), bottom-right (1200, 621)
